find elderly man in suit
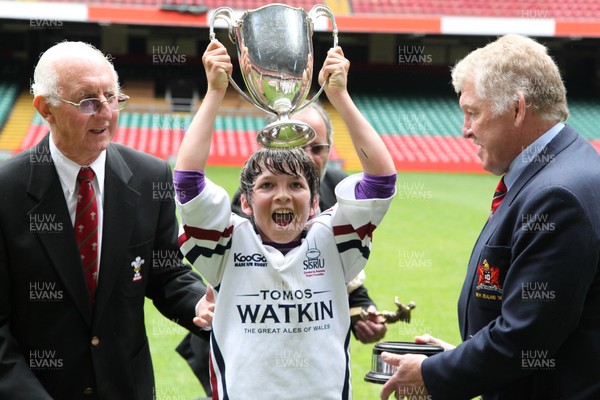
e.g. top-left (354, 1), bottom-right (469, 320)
top-left (0, 41), bottom-right (207, 399)
top-left (381, 34), bottom-right (600, 399)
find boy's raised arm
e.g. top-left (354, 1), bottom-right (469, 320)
top-left (319, 47), bottom-right (396, 177)
top-left (175, 40), bottom-right (232, 172)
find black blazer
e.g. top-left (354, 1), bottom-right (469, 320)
top-left (0, 136), bottom-right (206, 400)
top-left (422, 125), bottom-right (600, 399)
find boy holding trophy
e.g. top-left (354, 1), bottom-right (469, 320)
top-left (174, 40), bottom-right (396, 399)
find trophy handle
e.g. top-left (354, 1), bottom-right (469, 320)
top-left (209, 6), bottom-right (235, 43)
top-left (228, 77), bottom-right (275, 117)
top-left (295, 4), bottom-right (339, 114)
top-left (209, 7), bottom-right (276, 116)
top-left (308, 4), bottom-right (339, 49)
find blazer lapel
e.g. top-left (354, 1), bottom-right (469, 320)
top-left (93, 144), bottom-right (139, 323)
top-left (27, 136), bottom-right (92, 325)
top-left (475, 125), bottom-right (577, 252)
top-left (504, 125), bottom-right (578, 210)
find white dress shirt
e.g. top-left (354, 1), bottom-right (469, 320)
top-left (49, 133), bottom-right (105, 273)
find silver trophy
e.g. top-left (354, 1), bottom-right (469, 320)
top-left (209, 3), bottom-right (338, 148)
top-left (365, 341), bottom-right (444, 384)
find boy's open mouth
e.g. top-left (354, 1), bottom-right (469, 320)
top-left (272, 209), bottom-right (294, 227)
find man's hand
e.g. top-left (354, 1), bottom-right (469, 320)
top-left (353, 305), bottom-right (387, 343)
top-left (380, 352), bottom-right (428, 400)
top-left (415, 333), bottom-right (455, 351)
top-left (193, 285), bottom-right (215, 328)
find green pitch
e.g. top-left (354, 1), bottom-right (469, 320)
top-left (145, 167), bottom-right (498, 399)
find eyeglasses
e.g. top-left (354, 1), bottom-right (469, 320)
top-left (303, 144), bottom-right (330, 156)
top-left (57, 94), bottom-right (129, 115)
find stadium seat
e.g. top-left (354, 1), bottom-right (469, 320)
top-left (346, 0), bottom-right (600, 18)
top-left (12, 92), bottom-right (600, 174)
top-left (0, 83), bottom-right (19, 131)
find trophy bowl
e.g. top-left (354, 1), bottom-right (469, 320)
top-left (210, 3), bottom-right (338, 148)
top-left (365, 341), bottom-right (444, 384)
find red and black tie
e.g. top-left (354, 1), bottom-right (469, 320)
top-left (75, 167), bottom-right (99, 303)
top-left (490, 176), bottom-right (507, 216)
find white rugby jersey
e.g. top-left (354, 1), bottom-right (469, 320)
top-left (178, 174), bottom-right (394, 400)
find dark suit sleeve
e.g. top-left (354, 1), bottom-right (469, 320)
top-left (0, 219), bottom-right (53, 399)
top-left (422, 186), bottom-right (599, 399)
top-left (348, 284), bottom-right (378, 339)
top-left (320, 168), bottom-right (348, 211)
top-left (145, 161), bottom-right (207, 336)
top-left (348, 285), bottom-right (377, 309)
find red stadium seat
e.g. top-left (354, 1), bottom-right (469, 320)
top-left (346, 0), bottom-right (600, 19)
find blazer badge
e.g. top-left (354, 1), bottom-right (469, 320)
top-left (131, 256), bottom-right (144, 282)
top-left (476, 259), bottom-right (502, 294)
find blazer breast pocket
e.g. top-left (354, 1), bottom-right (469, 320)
top-left (120, 238), bottom-right (153, 298)
top-left (472, 244), bottom-right (511, 311)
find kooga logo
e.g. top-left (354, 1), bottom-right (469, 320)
top-left (234, 253), bottom-right (268, 267)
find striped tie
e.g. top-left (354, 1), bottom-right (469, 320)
top-left (75, 168), bottom-right (99, 304)
top-left (490, 176), bottom-right (507, 216)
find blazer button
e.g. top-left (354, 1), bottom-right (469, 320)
top-left (83, 387), bottom-right (94, 395)
top-left (91, 336), bottom-right (100, 346)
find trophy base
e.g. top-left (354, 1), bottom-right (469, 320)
top-left (256, 120), bottom-right (316, 149)
top-left (364, 371), bottom-right (394, 385)
top-left (365, 341), bottom-right (444, 384)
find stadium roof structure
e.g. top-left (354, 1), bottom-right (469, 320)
top-left (2, 0), bottom-right (600, 37)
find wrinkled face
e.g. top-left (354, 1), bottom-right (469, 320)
top-left (44, 58), bottom-right (119, 165)
top-left (460, 80), bottom-right (521, 175)
top-left (241, 165), bottom-right (318, 244)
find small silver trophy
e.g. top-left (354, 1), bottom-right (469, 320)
top-left (209, 3), bottom-right (338, 148)
top-left (357, 297), bottom-right (444, 384)
top-left (365, 341), bottom-right (444, 384)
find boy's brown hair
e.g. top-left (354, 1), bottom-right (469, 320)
top-left (240, 148), bottom-right (320, 208)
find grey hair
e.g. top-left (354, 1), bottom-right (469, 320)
top-left (267, 101), bottom-right (334, 145)
top-left (307, 102), bottom-right (333, 146)
top-left (31, 41), bottom-right (120, 106)
top-left (451, 34), bottom-right (568, 121)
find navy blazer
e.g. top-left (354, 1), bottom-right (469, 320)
top-left (0, 136), bottom-right (206, 400)
top-left (422, 125), bottom-right (600, 399)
